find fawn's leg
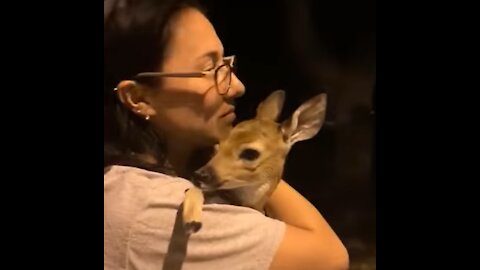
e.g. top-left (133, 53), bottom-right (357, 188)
top-left (182, 186), bottom-right (204, 234)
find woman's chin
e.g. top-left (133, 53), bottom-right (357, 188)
top-left (216, 124), bottom-right (233, 141)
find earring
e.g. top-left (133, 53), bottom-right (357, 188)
top-left (145, 115), bottom-right (150, 121)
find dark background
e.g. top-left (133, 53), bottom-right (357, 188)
top-left (204, 0), bottom-right (376, 269)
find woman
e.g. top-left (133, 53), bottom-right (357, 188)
top-left (104, 0), bottom-right (349, 269)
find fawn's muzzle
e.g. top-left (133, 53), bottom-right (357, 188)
top-left (193, 166), bottom-right (219, 190)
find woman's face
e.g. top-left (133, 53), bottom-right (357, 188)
top-left (146, 8), bottom-right (245, 148)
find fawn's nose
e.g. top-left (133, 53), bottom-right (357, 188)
top-left (194, 166), bottom-right (219, 190)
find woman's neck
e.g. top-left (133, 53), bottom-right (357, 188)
top-left (166, 142), bottom-right (193, 178)
top-left (166, 141), bottom-right (214, 178)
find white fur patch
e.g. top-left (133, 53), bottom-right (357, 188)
top-left (234, 181), bottom-right (273, 208)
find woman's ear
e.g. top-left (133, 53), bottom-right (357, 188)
top-left (115, 80), bottom-right (156, 119)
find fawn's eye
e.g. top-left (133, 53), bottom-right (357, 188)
top-left (239, 148), bottom-right (260, 161)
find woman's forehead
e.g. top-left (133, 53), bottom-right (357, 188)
top-left (165, 8), bottom-right (224, 62)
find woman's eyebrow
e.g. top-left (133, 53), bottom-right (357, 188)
top-left (195, 50), bottom-right (223, 62)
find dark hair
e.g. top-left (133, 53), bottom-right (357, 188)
top-left (104, 0), bottom-right (204, 174)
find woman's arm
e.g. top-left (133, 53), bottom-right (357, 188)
top-left (266, 180), bottom-right (349, 270)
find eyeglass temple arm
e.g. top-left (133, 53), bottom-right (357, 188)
top-left (134, 56), bottom-right (235, 79)
top-left (134, 72), bottom-right (207, 78)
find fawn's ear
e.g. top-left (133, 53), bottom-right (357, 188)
top-left (281, 93), bottom-right (327, 146)
top-left (256, 90), bottom-right (285, 121)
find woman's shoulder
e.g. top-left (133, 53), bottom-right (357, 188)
top-left (104, 165), bottom-right (192, 189)
top-left (104, 165), bottom-right (194, 214)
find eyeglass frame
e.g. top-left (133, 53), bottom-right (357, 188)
top-left (130, 55), bottom-right (236, 95)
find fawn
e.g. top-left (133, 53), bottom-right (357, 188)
top-left (182, 90), bottom-right (327, 234)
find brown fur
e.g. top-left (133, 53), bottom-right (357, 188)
top-left (182, 90), bottom-right (327, 233)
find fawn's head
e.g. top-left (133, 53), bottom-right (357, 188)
top-left (197, 90), bottom-right (327, 191)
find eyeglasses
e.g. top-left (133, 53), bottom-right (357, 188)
top-left (132, 55), bottom-right (236, 95)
